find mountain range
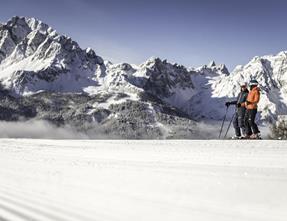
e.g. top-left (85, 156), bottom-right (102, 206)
top-left (1, 16), bottom-right (286, 138)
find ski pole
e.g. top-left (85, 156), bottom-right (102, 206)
top-left (219, 106), bottom-right (229, 139)
top-left (224, 111), bottom-right (236, 139)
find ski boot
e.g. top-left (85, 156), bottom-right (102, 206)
top-left (249, 133), bottom-right (262, 140)
top-left (231, 135), bottom-right (241, 140)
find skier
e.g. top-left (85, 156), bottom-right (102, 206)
top-left (225, 82), bottom-right (249, 139)
top-left (244, 79), bottom-right (261, 139)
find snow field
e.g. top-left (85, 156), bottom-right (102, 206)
top-left (0, 139), bottom-right (286, 221)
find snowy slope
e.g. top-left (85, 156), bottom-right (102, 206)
top-left (184, 62), bottom-right (230, 119)
top-left (0, 139), bottom-right (287, 221)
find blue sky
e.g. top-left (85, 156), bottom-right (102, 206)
top-left (0, 0), bottom-right (286, 70)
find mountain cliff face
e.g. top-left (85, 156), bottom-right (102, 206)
top-left (0, 16), bottom-right (286, 138)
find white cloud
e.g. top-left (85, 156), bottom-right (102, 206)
top-left (0, 120), bottom-right (88, 139)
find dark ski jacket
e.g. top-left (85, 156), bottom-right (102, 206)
top-left (229, 90), bottom-right (249, 114)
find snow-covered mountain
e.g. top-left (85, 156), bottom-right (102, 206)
top-left (0, 16), bottom-right (104, 94)
top-left (0, 16), bottom-right (286, 138)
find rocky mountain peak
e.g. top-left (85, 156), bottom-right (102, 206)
top-left (218, 64), bottom-right (230, 75)
top-left (138, 58), bottom-right (194, 99)
top-left (197, 62), bottom-right (230, 76)
top-left (208, 60), bottom-right (216, 67)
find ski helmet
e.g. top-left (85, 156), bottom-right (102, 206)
top-left (249, 79), bottom-right (258, 86)
top-left (240, 82), bottom-right (247, 87)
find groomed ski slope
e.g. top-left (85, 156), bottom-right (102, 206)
top-left (0, 139), bottom-right (286, 221)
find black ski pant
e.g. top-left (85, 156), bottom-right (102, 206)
top-left (233, 108), bottom-right (246, 137)
top-left (245, 109), bottom-right (260, 136)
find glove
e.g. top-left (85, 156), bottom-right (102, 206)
top-left (225, 102), bottom-right (230, 107)
top-left (237, 103), bottom-right (241, 108)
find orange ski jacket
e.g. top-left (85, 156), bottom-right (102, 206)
top-left (245, 86), bottom-right (260, 110)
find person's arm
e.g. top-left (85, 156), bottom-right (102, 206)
top-left (238, 92), bottom-right (248, 107)
top-left (229, 100), bottom-right (237, 105)
top-left (225, 100), bottom-right (237, 107)
top-left (227, 93), bottom-right (241, 106)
